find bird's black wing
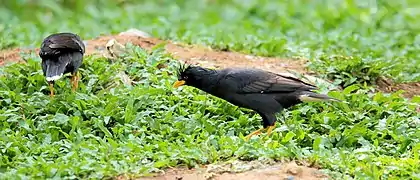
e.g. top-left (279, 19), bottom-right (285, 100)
top-left (39, 33), bottom-right (85, 58)
top-left (220, 69), bottom-right (317, 94)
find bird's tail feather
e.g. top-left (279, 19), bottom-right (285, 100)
top-left (45, 55), bottom-right (72, 82)
top-left (298, 92), bottom-right (341, 102)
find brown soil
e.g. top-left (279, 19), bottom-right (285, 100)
top-left (376, 77), bottom-right (420, 99)
top-left (87, 35), bottom-right (309, 74)
top-left (116, 161), bottom-right (328, 180)
top-left (0, 48), bottom-right (29, 66)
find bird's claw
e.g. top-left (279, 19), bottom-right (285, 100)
top-left (244, 125), bottom-right (276, 141)
top-left (244, 127), bottom-right (264, 141)
top-left (244, 134), bottom-right (254, 141)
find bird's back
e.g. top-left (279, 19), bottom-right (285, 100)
top-left (218, 68), bottom-right (316, 93)
top-left (212, 68), bottom-right (321, 112)
top-left (39, 33), bottom-right (85, 59)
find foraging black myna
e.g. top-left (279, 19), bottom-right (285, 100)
top-left (173, 65), bottom-right (340, 140)
top-left (39, 32), bottom-right (85, 97)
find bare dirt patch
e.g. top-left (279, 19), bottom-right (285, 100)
top-left (0, 48), bottom-right (30, 66)
top-left (116, 161), bottom-right (328, 180)
top-left (86, 35), bottom-right (309, 74)
top-left (376, 77), bottom-right (420, 99)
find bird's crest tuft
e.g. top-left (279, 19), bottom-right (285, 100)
top-left (176, 63), bottom-right (191, 77)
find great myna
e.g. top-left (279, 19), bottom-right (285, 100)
top-left (173, 65), bottom-right (340, 140)
top-left (39, 32), bottom-right (85, 97)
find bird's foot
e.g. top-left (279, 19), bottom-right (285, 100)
top-left (244, 125), bottom-right (277, 141)
top-left (265, 125), bottom-right (276, 137)
top-left (245, 127), bottom-right (265, 141)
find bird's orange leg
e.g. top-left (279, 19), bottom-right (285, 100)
top-left (266, 125), bottom-right (276, 137)
top-left (245, 127), bottom-right (266, 141)
top-left (71, 72), bottom-right (78, 92)
top-left (49, 82), bottom-right (54, 97)
top-left (70, 74), bottom-right (74, 89)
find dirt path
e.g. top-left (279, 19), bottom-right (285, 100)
top-left (116, 161), bottom-right (329, 180)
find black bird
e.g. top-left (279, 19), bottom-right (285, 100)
top-left (39, 32), bottom-right (85, 96)
top-left (173, 65), bottom-right (340, 140)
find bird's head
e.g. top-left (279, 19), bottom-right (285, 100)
top-left (173, 64), bottom-right (213, 88)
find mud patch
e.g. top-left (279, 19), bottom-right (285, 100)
top-left (86, 35), bottom-right (309, 74)
top-left (376, 77), bottom-right (420, 99)
top-left (0, 48), bottom-right (31, 66)
top-left (116, 161), bottom-right (328, 180)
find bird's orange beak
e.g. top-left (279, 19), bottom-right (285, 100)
top-left (173, 80), bottom-right (185, 88)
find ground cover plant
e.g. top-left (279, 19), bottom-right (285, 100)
top-left (0, 0), bottom-right (420, 179)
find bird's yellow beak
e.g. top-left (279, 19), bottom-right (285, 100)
top-left (173, 80), bottom-right (186, 88)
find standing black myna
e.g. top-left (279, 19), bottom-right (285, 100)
top-left (39, 32), bottom-right (85, 97)
top-left (173, 65), bottom-right (340, 140)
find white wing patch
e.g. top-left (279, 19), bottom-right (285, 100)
top-left (298, 94), bottom-right (325, 102)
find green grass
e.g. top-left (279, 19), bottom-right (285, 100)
top-left (1, 0), bottom-right (420, 179)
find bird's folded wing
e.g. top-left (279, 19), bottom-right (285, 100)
top-left (223, 71), bottom-right (317, 94)
top-left (41, 36), bottom-right (85, 57)
top-left (48, 36), bottom-right (85, 52)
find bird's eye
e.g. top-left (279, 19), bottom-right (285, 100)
top-left (183, 76), bottom-right (188, 80)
